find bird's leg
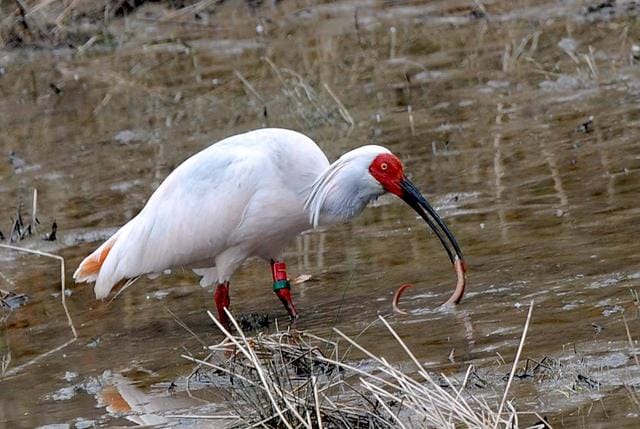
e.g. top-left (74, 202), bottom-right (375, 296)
top-left (271, 260), bottom-right (298, 319)
top-left (214, 281), bottom-right (231, 327)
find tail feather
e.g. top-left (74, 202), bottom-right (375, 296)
top-left (74, 242), bottom-right (113, 283)
top-left (74, 232), bottom-right (122, 298)
top-left (75, 207), bottom-right (182, 299)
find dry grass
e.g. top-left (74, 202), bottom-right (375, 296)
top-left (0, 0), bottom-right (157, 47)
top-left (176, 304), bottom-right (543, 428)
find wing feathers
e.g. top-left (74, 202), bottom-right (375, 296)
top-left (73, 128), bottom-right (329, 299)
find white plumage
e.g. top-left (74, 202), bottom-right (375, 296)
top-left (75, 127), bottom-right (466, 319)
top-left (75, 128), bottom-right (387, 299)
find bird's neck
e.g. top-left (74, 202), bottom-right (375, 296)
top-left (305, 162), bottom-right (385, 227)
top-left (316, 188), bottom-right (374, 226)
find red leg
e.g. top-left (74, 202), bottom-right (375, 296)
top-left (271, 260), bottom-right (298, 319)
top-left (214, 281), bottom-right (231, 328)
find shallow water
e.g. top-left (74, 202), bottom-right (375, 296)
top-left (1, 0), bottom-right (640, 427)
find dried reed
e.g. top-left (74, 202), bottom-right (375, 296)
top-left (179, 304), bottom-right (539, 428)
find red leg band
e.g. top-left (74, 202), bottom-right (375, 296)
top-left (271, 261), bottom-right (297, 319)
top-left (271, 261), bottom-right (288, 282)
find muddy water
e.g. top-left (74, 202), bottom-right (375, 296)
top-left (1, 0), bottom-right (640, 427)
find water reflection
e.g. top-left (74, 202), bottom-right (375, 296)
top-left (97, 373), bottom-right (201, 426)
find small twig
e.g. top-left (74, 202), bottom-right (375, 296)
top-left (0, 271), bottom-right (16, 289)
top-left (165, 414), bottom-right (238, 419)
top-left (622, 315), bottom-right (639, 368)
top-left (312, 375), bottom-right (323, 428)
top-left (0, 243), bottom-right (76, 338)
top-left (378, 316), bottom-right (426, 375)
top-left (165, 307), bottom-right (207, 347)
top-left (323, 83), bottom-right (354, 128)
top-left (31, 188), bottom-right (37, 234)
top-left (263, 57), bottom-right (288, 89)
top-left (0, 244), bottom-right (78, 377)
top-left (10, 202), bottom-right (24, 243)
top-left (368, 387), bottom-right (406, 429)
top-left (2, 338), bottom-right (75, 378)
top-left (1, 352), bottom-right (10, 376)
top-left (0, 244), bottom-right (77, 378)
top-left (77, 35), bottom-right (99, 54)
top-left (494, 300), bottom-right (534, 428)
top-left (108, 276), bottom-right (140, 303)
top-left (234, 70), bottom-right (265, 104)
top-left (582, 45), bottom-right (599, 80)
top-left (625, 384), bottom-right (640, 413)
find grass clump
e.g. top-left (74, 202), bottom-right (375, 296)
top-left (181, 306), bottom-right (543, 428)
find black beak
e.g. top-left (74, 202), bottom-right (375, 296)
top-left (398, 176), bottom-right (466, 305)
top-left (400, 177), bottom-right (463, 263)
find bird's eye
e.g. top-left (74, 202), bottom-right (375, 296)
top-left (380, 163), bottom-right (388, 171)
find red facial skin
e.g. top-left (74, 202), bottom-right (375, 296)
top-left (368, 153), bottom-right (405, 197)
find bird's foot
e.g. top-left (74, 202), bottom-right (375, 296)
top-left (271, 260), bottom-right (298, 320)
top-left (274, 284), bottom-right (298, 320)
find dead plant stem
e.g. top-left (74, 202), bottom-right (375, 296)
top-left (494, 300), bottom-right (534, 428)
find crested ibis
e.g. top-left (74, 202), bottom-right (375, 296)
top-left (74, 128), bottom-right (465, 325)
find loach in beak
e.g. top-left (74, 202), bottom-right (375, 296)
top-left (392, 177), bottom-right (467, 314)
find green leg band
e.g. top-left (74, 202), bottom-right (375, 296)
top-left (273, 279), bottom-right (290, 292)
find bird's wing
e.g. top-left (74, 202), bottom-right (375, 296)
top-left (90, 142), bottom-right (267, 298)
top-left (75, 128), bottom-right (330, 299)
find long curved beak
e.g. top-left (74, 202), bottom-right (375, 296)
top-left (399, 176), bottom-right (466, 305)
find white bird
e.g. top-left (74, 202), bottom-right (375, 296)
top-left (74, 128), bottom-right (465, 326)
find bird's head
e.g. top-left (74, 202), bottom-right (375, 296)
top-left (367, 152), bottom-right (405, 196)
top-left (367, 151), bottom-right (464, 269)
top-left (306, 145), bottom-right (466, 305)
